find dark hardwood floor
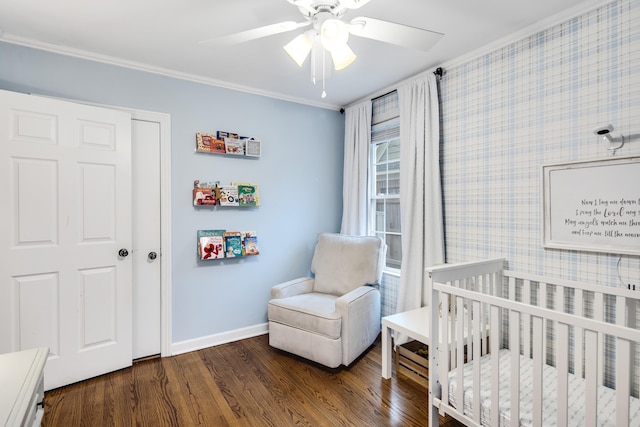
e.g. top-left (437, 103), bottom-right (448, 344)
top-left (43, 334), bottom-right (463, 426)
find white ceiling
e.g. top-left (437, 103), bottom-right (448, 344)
top-left (0, 0), bottom-right (604, 109)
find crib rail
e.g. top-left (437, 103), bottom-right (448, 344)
top-left (427, 258), bottom-right (505, 427)
top-left (427, 260), bottom-right (640, 427)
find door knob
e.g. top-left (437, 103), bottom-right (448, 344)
top-left (118, 248), bottom-right (129, 257)
top-left (148, 251), bottom-right (157, 260)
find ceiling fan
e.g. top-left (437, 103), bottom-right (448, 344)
top-left (200, 0), bottom-right (443, 96)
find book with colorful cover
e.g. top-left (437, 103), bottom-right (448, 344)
top-left (241, 231), bottom-right (259, 256)
top-left (209, 138), bottom-right (226, 153)
top-left (237, 184), bottom-right (258, 206)
top-left (223, 231), bottom-right (243, 257)
top-left (193, 187), bottom-right (216, 206)
top-left (224, 137), bottom-right (244, 155)
top-left (216, 185), bottom-right (239, 206)
top-left (232, 182), bottom-right (260, 206)
top-left (193, 180), bottom-right (219, 206)
top-left (217, 131), bottom-right (239, 140)
top-left (198, 230), bottom-right (225, 260)
top-left (196, 132), bottom-right (215, 153)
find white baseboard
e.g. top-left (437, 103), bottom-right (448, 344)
top-left (170, 323), bottom-right (269, 356)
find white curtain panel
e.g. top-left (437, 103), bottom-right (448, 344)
top-left (396, 74), bottom-right (445, 320)
top-left (340, 100), bottom-right (372, 236)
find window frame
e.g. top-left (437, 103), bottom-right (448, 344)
top-left (368, 93), bottom-right (401, 272)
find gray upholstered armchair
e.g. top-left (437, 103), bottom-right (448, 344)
top-left (268, 233), bottom-right (385, 368)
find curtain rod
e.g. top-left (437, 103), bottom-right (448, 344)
top-left (371, 89), bottom-right (396, 102)
top-left (371, 68), bottom-right (444, 102)
top-left (343, 67), bottom-right (446, 111)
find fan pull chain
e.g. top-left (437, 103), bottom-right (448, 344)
top-left (312, 48), bottom-right (316, 85)
top-left (321, 47), bottom-right (327, 98)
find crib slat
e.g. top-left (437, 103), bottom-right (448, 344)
top-left (508, 276), bottom-right (516, 301)
top-left (508, 276), bottom-right (516, 354)
top-left (616, 295), bottom-right (631, 426)
top-left (557, 322), bottom-right (569, 427)
top-left (449, 288), bottom-right (457, 370)
top-left (574, 288), bottom-right (584, 378)
top-left (532, 316), bottom-right (543, 427)
top-left (585, 330), bottom-right (598, 427)
top-left (456, 297), bottom-right (465, 415)
top-left (627, 297), bottom-right (639, 410)
top-left (539, 282), bottom-right (548, 362)
top-left (556, 285), bottom-right (565, 377)
top-left (440, 292), bottom-right (450, 416)
top-left (472, 300), bottom-right (481, 423)
top-left (616, 337), bottom-right (631, 427)
top-left (524, 279), bottom-right (532, 359)
top-left (490, 306), bottom-right (500, 427)
top-left (594, 291), bottom-right (604, 386)
top-left (510, 310), bottom-right (521, 425)
top-left (466, 293), bottom-right (473, 357)
top-left (480, 274), bottom-right (488, 355)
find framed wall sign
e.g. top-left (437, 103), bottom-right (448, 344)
top-left (542, 156), bottom-right (640, 255)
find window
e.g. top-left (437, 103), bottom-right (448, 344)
top-left (369, 91), bottom-right (401, 270)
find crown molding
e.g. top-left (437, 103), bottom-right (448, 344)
top-left (0, 34), bottom-right (342, 111)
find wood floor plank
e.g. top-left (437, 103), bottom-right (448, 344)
top-left (43, 334), bottom-right (463, 427)
top-left (172, 351), bottom-right (234, 426)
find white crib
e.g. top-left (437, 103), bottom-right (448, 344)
top-left (426, 258), bottom-right (640, 427)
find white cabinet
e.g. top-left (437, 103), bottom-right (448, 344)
top-left (0, 348), bottom-right (48, 427)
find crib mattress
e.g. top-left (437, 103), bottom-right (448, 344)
top-left (448, 349), bottom-right (640, 427)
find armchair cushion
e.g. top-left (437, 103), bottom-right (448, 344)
top-left (270, 277), bottom-right (314, 299)
top-left (268, 293), bottom-right (341, 339)
top-left (311, 233), bottom-right (384, 295)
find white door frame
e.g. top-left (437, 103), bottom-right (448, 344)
top-left (32, 95), bottom-right (173, 358)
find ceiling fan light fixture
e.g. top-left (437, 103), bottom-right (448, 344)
top-left (329, 43), bottom-right (356, 70)
top-left (320, 18), bottom-right (349, 51)
top-left (284, 32), bottom-right (313, 67)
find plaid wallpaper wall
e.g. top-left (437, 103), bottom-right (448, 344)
top-left (437, 0), bottom-right (640, 393)
top-left (439, 0), bottom-right (640, 287)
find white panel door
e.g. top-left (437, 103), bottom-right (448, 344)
top-left (132, 119), bottom-right (161, 359)
top-left (0, 89), bottom-right (133, 390)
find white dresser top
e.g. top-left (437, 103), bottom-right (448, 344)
top-left (0, 347), bottom-right (48, 427)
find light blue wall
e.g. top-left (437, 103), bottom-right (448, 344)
top-left (0, 42), bottom-right (345, 343)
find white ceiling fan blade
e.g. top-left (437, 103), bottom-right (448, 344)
top-left (199, 21), bottom-right (310, 48)
top-left (349, 17), bottom-right (443, 52)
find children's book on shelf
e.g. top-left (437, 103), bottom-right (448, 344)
top-left (224, 137), bottom-right (245, 155)
top-left (232, 182), bottom-right (261, 206)
top-left (210, 138), bottom-right (226, 153)
top-left (217, 131), bottom-right (239, 140)
top-left (193, 180), bottom-right (219, 206)
top-left (242, 231), bottom-right (259, 256)
top-left (244, 138), bottom-right (261, 157)
top-left (223, 231), bottom-right (243, 257)
top-left (237, 184), bottom-right (258, 206)
top-left (193, 187), bottom-right (215, 206)
top-left (196, 133), bottom-right (226, 154)
top-left (216, 185), bottom-right (239, 206)
top-left (193, 179), bottom-right (217, 206)
top-left (198, 230), bottom-right (225, 260)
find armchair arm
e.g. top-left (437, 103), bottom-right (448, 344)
top-left (270, 277), bottom-right (314, 299)
top-left (336, 286), bottom-right (381, 366)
